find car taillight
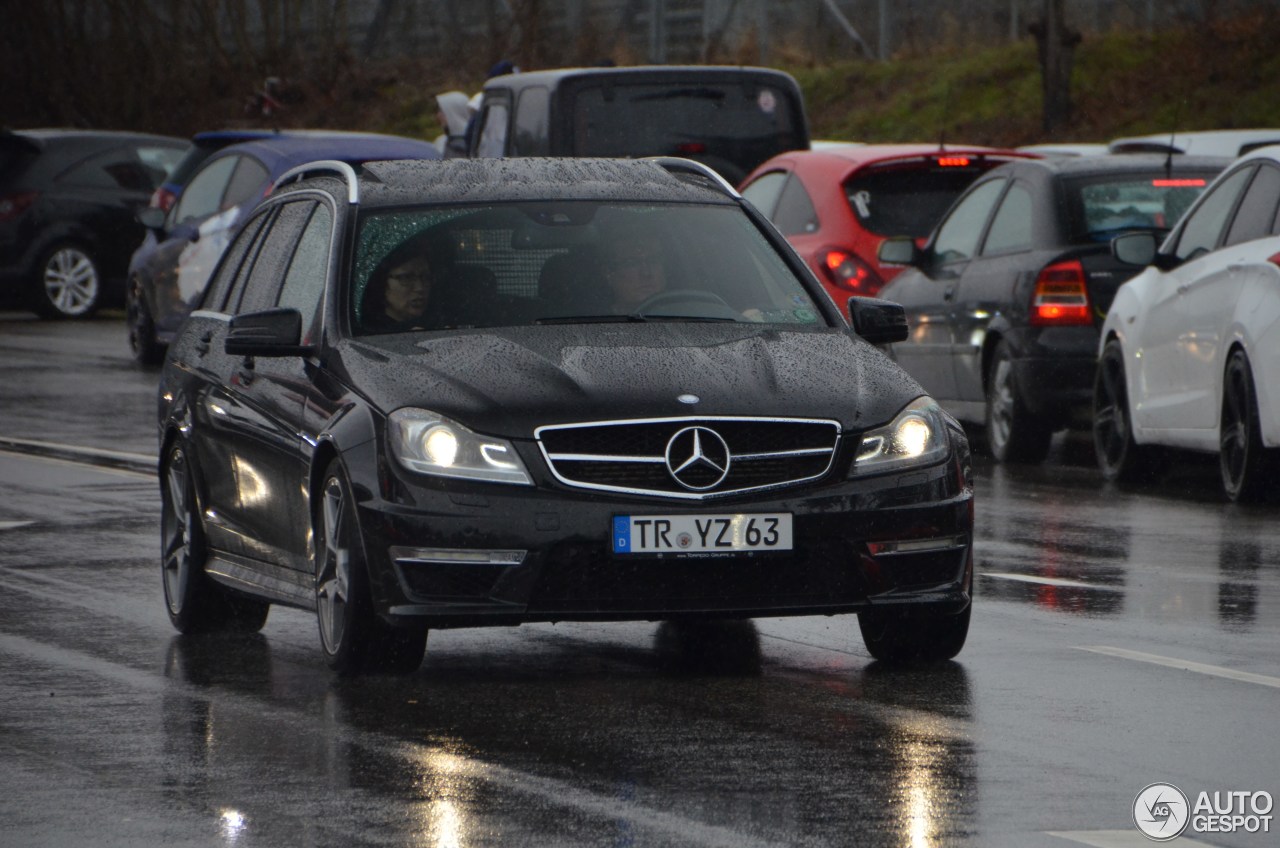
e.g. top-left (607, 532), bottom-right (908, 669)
top-left (149, 187), bottom-right (177, 211)
top-left (822, 248), bottom-right (884, 295)
top-left (1030, 259), bottom-right (1092, 326)
top-left (1268, 252), bottom-right (1280, 269)
top-left (0, 191), bottom-right (38, 223)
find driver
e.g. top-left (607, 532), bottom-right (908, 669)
top-left (603, 235), bottom-right (666, 313)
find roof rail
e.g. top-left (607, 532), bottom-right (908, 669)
top-left (273, 159), bottom-right (360, 204)
top-left (647, 157), bottom-right (740, 198)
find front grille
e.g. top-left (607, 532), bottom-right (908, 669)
top-left (536, 416), bottom-right (841, 500)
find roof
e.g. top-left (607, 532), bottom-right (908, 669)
top-left (1007, 152), bottom-right (1230, 177)
top-left (483, 64), bottom-right (801, 92)
top-left (295, 158), bottom-right (740, 207)
top-left (1108, 129), bottom-right (1280, 157)
top-left (213, 133), bottom-right (440, 174)
top-left (743, 143), bottom-right (1036, 185)
top-left (3, 128), bottom-right (187, 149)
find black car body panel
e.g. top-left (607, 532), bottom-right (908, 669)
top-left (157, 157), bottom-right (973, 671)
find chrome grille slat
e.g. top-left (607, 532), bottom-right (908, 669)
top-left (535, 416), bottom-right (841, 500)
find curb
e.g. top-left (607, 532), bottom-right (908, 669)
top-left (0, 437), bottom-right (157, 476)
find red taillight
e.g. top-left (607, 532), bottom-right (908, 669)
top-left (935, 156), bottom-right (972, 167)
top-left (675, 142), bottom-right (707, 155)
top-left (1151, 179), bottom-right (1206, 188)
top-left (149, 186), bottom-right (177, 211)
top-left (0, 191), bottom-right (38, 223)
top-left (1030, 259), bottom-right (1092, 326)
top-left (822, 248), bottom-right (884, 295)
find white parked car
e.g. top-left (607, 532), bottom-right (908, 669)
top-left (1093, 145), bottom-right (1280, 501)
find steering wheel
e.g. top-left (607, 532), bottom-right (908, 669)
top-left (635, 289), bottom-right (735, 314)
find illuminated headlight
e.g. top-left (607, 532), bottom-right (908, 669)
top-left (389, 409), bottom-right (532, 485)
top-left (851, 397), bottom-right (951, 475)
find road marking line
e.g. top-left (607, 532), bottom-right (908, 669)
top-left (0, 436), bottom-right (155, 475)
top-left (1078, 645), bottom-right (1280, 689)
top-left (0, 449), bottom-right (155, 480)
top-left (0, 520), bottom-right (35, 531)
top-left (981, 571), bottom-right (1122, 591)
top-left (1047, 830), bottom-right (1219, 847)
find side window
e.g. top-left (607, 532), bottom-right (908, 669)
top-left (772, 175), bottom-right (819, 236)
top-left (476, 102), bottom-right (510, 158)
top-left (982, 183), bottom-right (1033, 255)
top-left (740, 171), bottom-right (788, 218)
top-left (203, 211), bottom-right (272, 312)
top-left (513, 87), bottom-right (550, 156)
top-left (221, 157), bottom-right (269, 211)
top-left (233, 201), bottom-right (315, 315)
top-left (172, 155), bottom-right (239, 224)
top-left (1174, 166), bottom-right (1253, 261)
top-left (277, 203), bottom-right (334, 343)
top-left (1224, 164), bottom-right (1280, 247)
top-left (933, 178), bottom-right (1006, 263)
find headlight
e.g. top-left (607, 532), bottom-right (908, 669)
top-left (850, 397), bottom-right (951, 475)
top-left (389, 409), bottom-right (532, 485)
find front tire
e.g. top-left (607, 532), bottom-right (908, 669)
top-left (34, 243), bottom-right (102, 319)
top-left (315, 460), bottom-right (427, 675)
top-left (1093, 339), bottom-right (1159, 484)
top-left (859, 602), bottom-right (971, 664)
top-left (1220, 350), bottom-right (1277, 503)
top-left (985, 340), bottom-right (1052, 463)
top-left (161, 443), bottom-right (269, 633)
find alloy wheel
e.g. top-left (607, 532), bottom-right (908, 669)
top-left (42, 246), bottom-right (100, 317)
top-left (316, 475), bottom-right (352, 655)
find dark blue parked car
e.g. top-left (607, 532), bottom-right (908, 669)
top-left (127, 132), bottom-right (439, 364)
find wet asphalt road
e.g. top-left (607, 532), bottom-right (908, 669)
top-left (1, 312), bottom-right (1278, 848)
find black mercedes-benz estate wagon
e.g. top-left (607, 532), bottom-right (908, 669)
top-left (156, 156), bottom-right (974, 675)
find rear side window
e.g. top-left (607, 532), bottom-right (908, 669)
top-left (741, 171), bottom-right (788, 218)
top-left (173, 155), bottom-right (239, 223)
top-left (845, 161), bottom-right (998, 238)
top-left (772, 175), bottom-right (819, 236)
top-left (513, 87), bottom-right (550, 156)
top-left (476, 103), bottom-right (510, 158)
top-left (201, 211), bottom-right (271, 311)
top-left (222, 157), bottom-right (269, 209)
top-left (1224, 164), bottom-right (1280, 246)
top-left (232, 201), bottom-right (314, 315)
top-left (933, 178), bottom-right (1006, 263)
top-left (982, 184), bottom-right (1034, 254)
top-left (1172, 167), bottom-right (1253, 261)
top-left (278, 203), bottom-right (334, 342)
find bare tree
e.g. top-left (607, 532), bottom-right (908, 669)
top-left (1029, 0), bottom-right (1081, 133)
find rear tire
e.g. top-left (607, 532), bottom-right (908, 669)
top-left (1093, 339), bottom-right (1160, 484)
top-left (161, 443), bottom-right (270, 633)
top-left (34, 243), bottom-right (102, 319)
top-left (859, 602), bottom-right (971, 664)
top-left (985, 341), bottom-right (1053, 463)
top-left (315, 460), bottom-right (427, 675)
top-left (1220, 350), bottom-right (1277, 503)
top-left (127, 277), bottom-right (165, 366)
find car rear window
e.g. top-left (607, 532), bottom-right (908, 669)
top-left (569, 82), bottom-right (805, 183)
top-left (1066, 172), bottom-right (1217, 241)
top-left (844, 159), bottom-right (1004, 238)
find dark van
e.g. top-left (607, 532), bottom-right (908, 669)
top-left (469, 65), bottom-right (810, 184)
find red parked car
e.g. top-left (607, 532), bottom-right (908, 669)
top-left (740, 144), bottom-right (1037, 311)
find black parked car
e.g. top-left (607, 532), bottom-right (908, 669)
top-left (876, 154), bottom-right (1226, 462)
top-left (157, 156), bottom-right (974, 675)
top-left (0, 129), bottom-right (187, 318)
top-left (469, 65), bottom-right (810, 184)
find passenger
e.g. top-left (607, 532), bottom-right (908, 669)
top-left (433, 91), bottom-right (472, 159)
top-left (603, 234), bottom-right (667, 313)
top-left (363, 243), bottom-right (438, 332)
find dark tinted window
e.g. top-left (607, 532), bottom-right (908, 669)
top-left (1173, 166), bottom-right (1253, 261)
top-left (569, 81), bottom-right (804, 181)
top-left (772, 174), bottom-right (819, 236)
top-left (202, 210), bottom-right (271, 311)
top-left (278, 203), bottom-right (333, 342)
top-left (233, 201), bottom-right (313, 315)
top-left (1224, 164), bottom-right (1280, 246)
top-left (513, 87), bottom-right (550, 156)
top-left (59, 148), bottom-right (161, 191)
top-left (845, 161), bottom-right (998, 238)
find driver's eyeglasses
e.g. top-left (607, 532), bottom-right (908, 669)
top-left (388, 271), bottom-right (432, 290)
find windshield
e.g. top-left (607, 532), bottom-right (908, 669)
top-left (351, 201), bottom-right (825, 335)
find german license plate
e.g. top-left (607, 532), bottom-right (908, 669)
top-left (612, 513), bottom-right (793, 554)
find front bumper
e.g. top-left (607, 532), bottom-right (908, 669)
top-left (348, 439), bottom-right (974, 629)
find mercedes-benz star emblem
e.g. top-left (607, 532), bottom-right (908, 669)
top-left (664, 426), bottom-right (731, 490)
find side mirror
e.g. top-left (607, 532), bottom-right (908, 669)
top-left (877, 237), bottom-right (921, 268)
top-left (137, 207), bottom-right (167, 231)
top-left (225, 308), bottom-right (310, 357)
top-left (1111, 231), bottom-right (1158, 267)
top-left (848, 296), bottom-right (909, 345)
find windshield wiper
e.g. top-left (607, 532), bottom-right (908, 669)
top-left (535, 314), bottom-right (651, 325)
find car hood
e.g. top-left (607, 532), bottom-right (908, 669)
top-left (336, 324), bottom-right (922, 438)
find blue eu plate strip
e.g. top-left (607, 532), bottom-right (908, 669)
top-left (612, 516), bottom-right (630, 553)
